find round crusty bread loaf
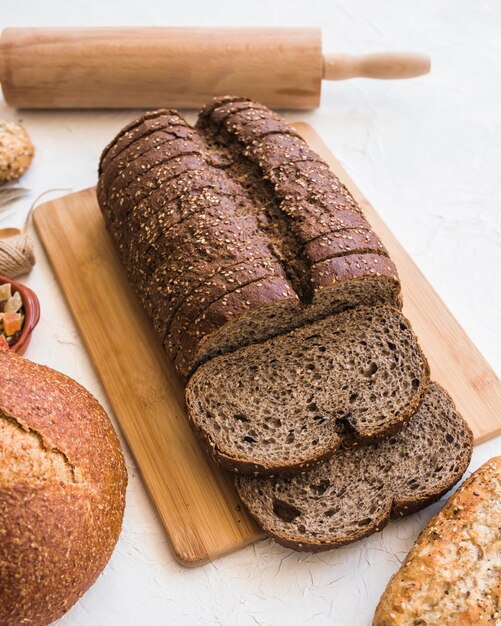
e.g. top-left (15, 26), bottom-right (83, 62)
top-left (0, 347), bottom-right (127, 626)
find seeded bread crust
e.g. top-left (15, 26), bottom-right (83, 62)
top-left (105, 146), bottom-right (205, 205)
top-left (235, 383), bottom-right (472, 549)
top-left (123, 209), bottom-right (265, 283)
top-left (311, 254), bottom-right (398, 290)
top-left (98, 99), bottom-right (402, 378)
top-left (166, 258), bottom-right (284, 356)
top-left (143, 242), bottom-right (274, 325)
top-left (100, 128), bottom-right (204, 193)
top-left (99, 109), bottom-right (188, 173)
top-left (305, 228), bottom-right (388, 262)
top-left (373, 456), bottom-right (500, 626)
top-left (0, 121), bottom-right (35, 184)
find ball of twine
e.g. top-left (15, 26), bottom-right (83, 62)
top-left (0, 188), bottom-right (70, 279)
top-left (0, 233), bottom-right (36, 278)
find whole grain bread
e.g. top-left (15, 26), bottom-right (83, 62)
top-left (185, 306), bottom-right (430, 475)
top-left (175, 276), bottom-right (301, 372)
top-left (98, 100), bottom-right (403, 379)
top-left (373, 456), bottom-right (499, 626)
top-left (235, 382), bottom-right (472, 550)
top-left (175, 255), bottom-right (400, 379)
top-left (99, 109), bottom-right (189, 173)
top-left (166, 258), bottom-right (284, 356)
top-left (0, 347), bottom-right (127, 626)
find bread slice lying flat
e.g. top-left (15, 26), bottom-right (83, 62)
top-left (373, 456), bottom-right (500, 626)
top-left (185, 305), bottom-right (430, 476)
top-left (235, 383), bottom-right (473, 551)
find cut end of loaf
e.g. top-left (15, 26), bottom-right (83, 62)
top-left (185, 305), bottom-right (430, 476)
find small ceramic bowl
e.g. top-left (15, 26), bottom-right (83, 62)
top-left (0, 274), bottom-right (40, 355)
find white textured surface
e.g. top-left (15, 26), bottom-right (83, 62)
top-left (2, 2), bottom-right (501, 625)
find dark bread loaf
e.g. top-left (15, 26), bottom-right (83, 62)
top-left (0, 347), bottom-right (127, 626)
top-left (98, 97), bottom-right (401, 379)
top-left (185, 306), bottom-right (430, 476)
top-left (235, 383), bottom-right (473, 551)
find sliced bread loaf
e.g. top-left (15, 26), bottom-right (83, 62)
top-left (235, 382), bottom-right (473, 551)
top-left (99, 102), bottom-right (402, 379)
top-left (185, 306), bottom-right (430, 475)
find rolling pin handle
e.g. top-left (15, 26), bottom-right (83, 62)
top-left (323, 52), bottom-right (431, 81)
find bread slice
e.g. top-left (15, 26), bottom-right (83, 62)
top-left (235, 382), bottom-right (473, 551)
top-left (185, 306), bottom-right (430, 475)
top-left (373, 456), bottom-right (499, 626)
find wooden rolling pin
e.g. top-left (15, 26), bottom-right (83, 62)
top-left (0, 27), bottom-right (430, 110)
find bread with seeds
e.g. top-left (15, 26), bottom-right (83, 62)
top-left (100, 126), bottom-right (203, 192)
top-left (305, 228), bottom-right (388, 262)
top-left (99, 109), bottom-right (189, 173)
top-left (99, 100), bottom-right (402, 379)
top-left (0, 121), bottom-right (34, 184)
top-left (166, 258), bottom-right (284, 357)
top-left (373, 455), bottom-right (499, 626)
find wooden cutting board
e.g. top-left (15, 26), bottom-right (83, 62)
top-left (33, 123), bottom-right (501, 567)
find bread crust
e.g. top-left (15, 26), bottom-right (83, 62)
top-left (98, 100), bottom-right (403, 380)
top-left (311, 254), bottom-right (399, 290)
top-left (100, 125), bottom-right (203, 191)
top-left (166, 259), bottom-right (284, 357)
top-left (305, 228), bottom-right (388, 263)
top-left (99, 108), bottom-right (187, 173)
top-left (373, 457), bottom-right (501, 626)
top-left (0, 348), bottom-right (127, 626)
top-left (0, 121), bottom-right (34, 184)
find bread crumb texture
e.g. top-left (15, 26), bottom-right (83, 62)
top-left (0, 348), bottom-right (127, 626)
top-left (0, 121), bottom-right (34, 184)
top-left (373, 457), bottom-right (501, 626)
top-left (235, 383), bottom-right (472, 550)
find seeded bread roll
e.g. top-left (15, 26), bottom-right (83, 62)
top-left (0, 347), bottom-right (127, 626)
top-left (373, 456), bottom-right (500, 626)
top-left (235, 383), bottom-right (472, 550)
top-left (185, 306), bottom-right (430, 475)
top-left (98, 99), bottom-right (401, 379)
top-left (0, 121), bottom-right (34, 184)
